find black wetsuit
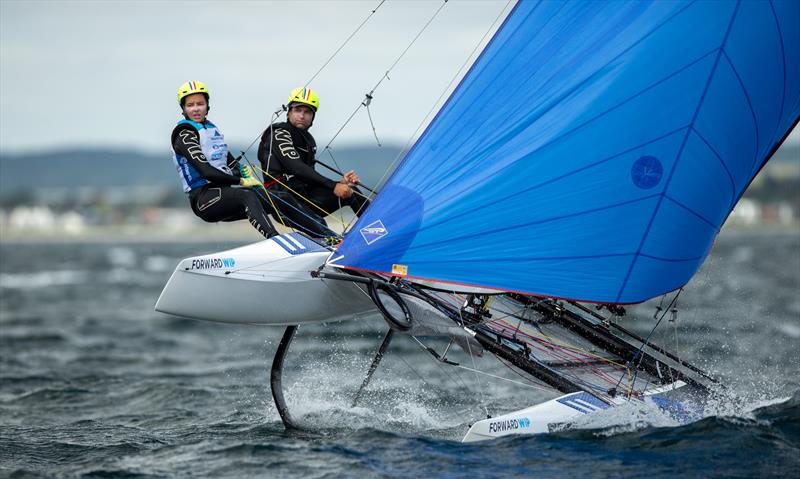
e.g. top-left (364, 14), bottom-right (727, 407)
top-left (257, 122), bottom-right (369, 218)
top-left (171, 123), bottom-right (332, 238)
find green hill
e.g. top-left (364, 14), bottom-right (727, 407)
top-left (0, 144), bottom-right (404, 197)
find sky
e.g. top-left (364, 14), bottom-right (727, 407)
top-left (1, 0), bottom-right (797, 156)
top-left (0, 0), bottom-right (512, 155)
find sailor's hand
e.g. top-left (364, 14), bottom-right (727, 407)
top-left (240, 165), bottom-right (254, 178)
top-left (334, 182), bottom-right (353, 198)
top-left (343, 170), bottom-right (360, 185)
top-left (240, 177), bottom-right (262, 188)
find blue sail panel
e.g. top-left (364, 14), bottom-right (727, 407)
top-left (668, 132), bottom-right (737, 226)
top-left (774, 1), bottom-right (800, 145)
top-left (726, 1), bottom-right (785, 155)
top-left (694, 60), bottom-right (760, 191)
top-left (639, 199), bottom-right (717, 263)
top-left (332, 0), bottom-right (800, 303)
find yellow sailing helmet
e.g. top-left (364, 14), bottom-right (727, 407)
top-left (177, 80), bottom-right (210, 106)
top-left (287, 87), bottom-right (319, 112)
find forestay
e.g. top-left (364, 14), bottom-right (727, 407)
top-left (329, 0), bottom-right (800, 303)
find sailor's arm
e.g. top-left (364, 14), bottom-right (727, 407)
top-left (271, 127), bottom-right (337, 189)
top-left (226, 152), bottom-right (243, 175)
top-left (333, 182), bottom-right (353, 198)
top-left (343, 170), bottom-right (360, 185)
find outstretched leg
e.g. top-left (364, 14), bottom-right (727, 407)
top-left (257, 189), bottom-right (336, 239)
top-left (190, 185), bottom-right (279, 238)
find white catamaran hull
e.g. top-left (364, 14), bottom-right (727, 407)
top-left (155, 233), bottom-right (377, 325)
top-left (462, 382), bottom-right (692, 442)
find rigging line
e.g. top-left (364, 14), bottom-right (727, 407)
top-left (455, 363), bottom-right (554, 393)
top-left (253, 185), bottom-right (342, 238)
top-left (492, 354), bottom-right (559, 392)
top-left (336, 196), bottom-right (345, 234)
top-left (305, 0), bottom-right (387, 87)
top-left (455, 292), bottom-right (490, 418)
top-left (321, 0), bottom-right (450, 158)
top-left (616, 288), bottom-right (683, 392)
top-left (248, 162), bottom-right (346, 225)
top-left (223, 253), bottom-right (309, 275)
top-left (236, 161), bottom-right (340, 238)
top-left (240, 152), bottom-right (287, 229)
top-left (483, 303), bottom-right (531, 324)
top-left (315, 154), bottom-right (377, 195)
top-left (489, 317), bottom-right (628, 370)
top-left (321, 149), bottom-right (373, 232)
top-left (260, 119), bottom-right (277, 181)
top-left (522, 334), bottom-right (617, 392)
top-left (654, 293), bottom-right (667, 320)
top-left (525, 347), bottom-right (621, 390)
top-left (240, 107), bottom-right (285, 160)
top-left (515, 334), bottom-right (628, 385)
top-left (365, 102), bottom-right (382, 147)
top-left (321, 147), bottom-right (371, 226)
top-left (393, 347), bottom-right (438, 392)
top-left (519, 334), bottom-right (617, 394)
top-left (237, 2), bottom-right (386, 160)
top-left (358, 0), bottom-right (514, 211)
top-left (408, 335), bottom-right (476, 397)
top-left (672, 304), bottom-right (681, 370)
top-left (230, 272), bottom-right (329, 281)
top-left (493, 314), bottom-right (627, 384)
top-left (522, 335), bottom-right (622, 387)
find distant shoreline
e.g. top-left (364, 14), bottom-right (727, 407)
top-left (0, 224), bottom-right (267, 244)
top-left (1, 222), bottom-right (797, 245)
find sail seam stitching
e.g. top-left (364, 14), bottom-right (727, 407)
top-left (637, 253), bottom-right (702, 263)
top-left (720, 50), bottom-right (760, 174)
top-left (662, 194), bottom-right (716, 229)
top-left (691, 128), bottom-right (737, 211)
top-left (767, 0), bottom-right (788, 145)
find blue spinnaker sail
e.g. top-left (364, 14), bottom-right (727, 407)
top-left (330, 0), bottom-right (800, 304)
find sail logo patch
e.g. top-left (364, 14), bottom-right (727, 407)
top-left (360, 220), bottom-right (388, 245)
top-left (631, 155), bottom-right (663, 189)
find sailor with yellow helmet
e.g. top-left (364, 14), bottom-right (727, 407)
top-left (257, 87), bottom-right (370, 221)
top-left (170, 81), bottom-right (333, 238)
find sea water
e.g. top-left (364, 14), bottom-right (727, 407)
top-left (1, 232), bottom-right (798, 478)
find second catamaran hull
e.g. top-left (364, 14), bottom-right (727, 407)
top-left (155, 233), bottom-right (377, 325)
top-left (462, 382), bottom-right (696, 442)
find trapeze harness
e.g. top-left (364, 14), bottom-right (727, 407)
top-left (171, 119), bottom-right (232, 192)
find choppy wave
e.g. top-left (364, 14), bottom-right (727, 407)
top-left (1, 238), bottom-right (798, 478)
top-left (0, 270), bottom-right (89, 289)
